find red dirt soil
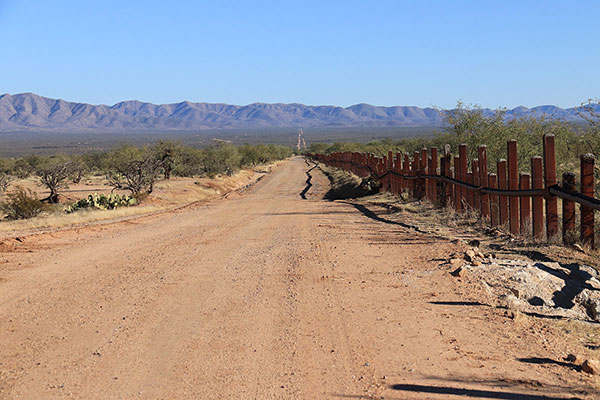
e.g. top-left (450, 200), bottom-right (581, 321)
top-left (0, 157), bottom-right (597, 399)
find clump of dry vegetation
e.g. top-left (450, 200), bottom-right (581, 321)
top-left (0, 173), bottom-right (12, 193)
top-left (0, 186), bottom-right (49, 220)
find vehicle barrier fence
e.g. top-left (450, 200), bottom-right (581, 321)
top-left (307, 134), bottom-right (599, 248)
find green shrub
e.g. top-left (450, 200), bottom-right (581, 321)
top-left (202, 143), bottom-right (242, 177)
top-left (65, 193), bottom-right (136, 213)
top-left (0, 186), bottom-right (49, 220)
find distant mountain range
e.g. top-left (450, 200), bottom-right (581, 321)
top-left (0, 93), bottom-right (597, 132)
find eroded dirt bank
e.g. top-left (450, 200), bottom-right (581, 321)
top-left (0, 157), bottom-right (597, 399)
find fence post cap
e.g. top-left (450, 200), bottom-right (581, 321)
top-left (581, 153), bottom-right (595, 162)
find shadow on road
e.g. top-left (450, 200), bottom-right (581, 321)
top-left (346, 202), bottom-right (430, 234)
top-left (517, 357), bottom-right (581, 372)
top-left (300, 165), bottom-right (316, 200)
top-left (429, 300), bottom-right (489, 306)
top-left (388, 383), bottom-right (583, 400)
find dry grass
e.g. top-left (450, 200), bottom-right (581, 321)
top-left (0, 205), bottom-right (163, 233)
top-left (555, 318), bottom-right (600, 368)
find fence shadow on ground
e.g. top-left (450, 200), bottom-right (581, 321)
top-left (428, 300), bottom-right (571, 321)
top-left (387, 383), bottom-right (583, 400)
top-left (430, 300), bottom-right (488, 306)
top-left (345, 202), bottom-right (431, 235)
top-left (517, 357), bottom-right (581, 372)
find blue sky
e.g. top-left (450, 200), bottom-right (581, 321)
top-left (0, 0), bottom-right (598, 109)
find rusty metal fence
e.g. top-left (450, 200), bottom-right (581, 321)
top-left (307, 134), bottom-right (599, 248)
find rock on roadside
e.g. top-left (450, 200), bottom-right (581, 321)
top-left (581, 359), bottom-right (600, 375)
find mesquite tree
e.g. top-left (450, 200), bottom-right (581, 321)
top-left (106, 146), bottom-right (161, 195)
top-left (36, 158), bottom-right (73, 203)
top-left (152, 141), bottom-right (180, 180)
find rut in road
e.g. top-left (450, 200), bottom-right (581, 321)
top-left (0, 157), bottom-right (592, 399)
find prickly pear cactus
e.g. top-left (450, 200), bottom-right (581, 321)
top-left (65, 193), bottom-right (136, 213)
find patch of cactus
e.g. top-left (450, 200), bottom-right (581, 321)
top-left (65, 193), bottom-right (136, 213)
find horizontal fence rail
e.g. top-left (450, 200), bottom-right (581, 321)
top-left (307, 134), bottom-right (597, 248)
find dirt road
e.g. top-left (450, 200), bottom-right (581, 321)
top-left (0, 157), bottom-right (595, 399)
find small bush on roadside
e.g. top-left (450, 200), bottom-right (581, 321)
top-left (0, 186), bottom-right (49, 219)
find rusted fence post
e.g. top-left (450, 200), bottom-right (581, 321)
top-left (404, 153), bottom-right (411, 198)
top-left (520, 173), bottom-right (531, 235)
top-left (389, 153), bottom-right (394, 194)
top-left (543, 134), bottom-right (558, 240)
top-left (453, 155), bottom-right (460, 212)
top-left (478, 145), bottom-right (489, 219)
top-left (430, 147), bottom-right (438, 205)
top-left (383, 155), bottom-right (389, 192)
top-left (507, 140), bottom-right (519, 235)
top-left (497, 159), bottom-right (509, 227)
top-left (396, 152), bottom-right (402, 194)
top-left (562, 172), bottom-right (576, 244)
top-left (489, 173), bottom-right (499, 226)
top-left (472, 159), bottom-right (480, 213)
top-left (467, 171), bottom-right (474, 209)
top-left (443, 147), bottom-right (452, 206)
top-left (580, 154), bottom-right (595, 248)
top-left (389, 154), bottom-right (395, 194)
top-left (394, 154), bottom-right (398, 195)
top-left (440, 156), bottom-right (446, 205)
top-left (458, 144), bottom-right (468, 211)
top-left (387, 151), bottom-right (393, 192)
top-left (421, 148), bottom-right (428, 201)
top-left (412, 151), bottom-right (419, 199)
top-left (531, 156), bottom-right (544, 239)
top-left (426, 156), bottom-right (432, 202)
top-left (444, 149), bottom-right (452, 207)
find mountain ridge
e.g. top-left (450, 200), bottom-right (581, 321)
top-left (0, 93), bottom-right (596, 132)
